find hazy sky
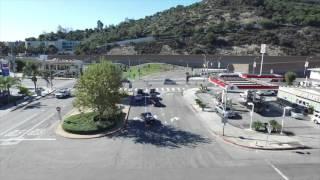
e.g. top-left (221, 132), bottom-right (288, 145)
top-left (0, 0), bottom-right (200, 41)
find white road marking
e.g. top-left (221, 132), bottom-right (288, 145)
top-left (266, 160), bottom-right (289, 180)
top-left (156, 88), bottom-right (159, 91)
top-left (170, 117), bottom-right (180, 123)
top-left (177, 87), bottom-right (181, 91)
top-left (166, 88), bottom-right (170, 91)
top-left (16, 112), bottom-right (55, 139)
top-left (171, 88), bottom-right (175, 91)
top-left (0, 138), bottom-right (56, 142)
top-left (4, 130), bottom-right (26, 137)
top-left (0, 113), bottom-right (39, 136)
top-left (134, 88), bottom-right (138, 92)
top-left (161, 88), bottom-right (164, 91)
top-left (182, 88), bottom-right (185, 91)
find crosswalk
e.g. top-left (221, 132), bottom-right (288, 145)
top-left (120, 87), bottom-right (186, 93)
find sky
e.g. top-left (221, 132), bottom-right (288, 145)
top-left (0, 0), bottom-right (200, 42)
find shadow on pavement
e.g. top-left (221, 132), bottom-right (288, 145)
top-left (23, 102), bottom-right (47, 110)
top-left (115, 119), bottom-right (211, 148)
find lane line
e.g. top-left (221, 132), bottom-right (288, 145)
top-left (0, 138), bottom-right (56, 141)
top-left (266, 160), bottom-right (289, 180)
top-left (0, 113), bottom-right (39, 136)
top-left (16, 112), bottom-right (55, 139)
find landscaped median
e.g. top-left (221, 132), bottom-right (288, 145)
top-left (56, 105), bottom-right (130, 139)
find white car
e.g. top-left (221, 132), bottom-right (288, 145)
top-left (215, 105), bottom-right (236, 118)
top-left (55, 88), bottom-right (71, 99)
top-left (312, 114), bottom-right (320, 124)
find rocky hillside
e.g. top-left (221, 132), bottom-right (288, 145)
top-left (32, 0), bottom-right (320, 56)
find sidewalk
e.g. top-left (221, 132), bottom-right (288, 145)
top-left (184, 88), bottom-right (308, 150)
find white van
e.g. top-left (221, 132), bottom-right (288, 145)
top-left (311, 114), bottom-right (320, 124)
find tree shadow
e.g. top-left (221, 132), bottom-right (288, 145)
top-left (114, 120), bottom-right (211, 148)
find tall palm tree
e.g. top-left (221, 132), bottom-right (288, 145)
top-left (23, 62), bottom-right (39, 92)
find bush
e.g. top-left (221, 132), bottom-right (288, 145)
top-left (252, 121), bottom-right (265, 131)
top-left (18, 86), bottom-right (31, 96)
top-left (269, 120), bottom-right (282, 133)
top-left (62, 112), bottom-right (120, 135)
top-left (195, 98), bottom-right (206, 110)
top-left (285, 71), bottom-right (297, 85)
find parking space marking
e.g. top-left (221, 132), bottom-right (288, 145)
top-left (166, 88), bottom-right (170, 91)
top-left (4, 130), bottom-right (27, 137)
top-left (161, 88), bottom-right (164, 91)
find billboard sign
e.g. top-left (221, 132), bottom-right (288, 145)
top-left (260, 44), bottom-right (266, 54)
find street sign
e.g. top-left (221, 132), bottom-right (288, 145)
top-left (267, 123), bottom-right (272, 134)
top-left (253, 61), bottom-right (256, 68)
top-left (260, 44), bottom-right (266, 54)
top-left (305, 61), bottom-right (309, 68)
top-left (56, 107), bottom-right (61, 112)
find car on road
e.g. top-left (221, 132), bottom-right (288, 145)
top-left (312, 114), bottom-right (320, 124)
top-left (164, 78), bottom-right (176, 85)
top-left (140, 112), bottom-right (157, 125)
top-left (215, 105), bottom-right (237, 118)
top-left (256, 90), bottom-right (276, 96)
top-left (55, 88), bottom-right (71, 99)
top-left (290, 108), bottom-right (306, 120)
top-left (137, 89), bottom-right (144, 95)
top-left (151, 99), bottom-right (165, 107)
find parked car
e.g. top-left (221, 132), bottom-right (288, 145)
top-left (137, 89), bottom-right (144, 95)
top-left (290, 108), bottom-right (305, 120)
top-left (312, 114), bottom-right (320, 124)
top-left (55, 88), bottom-right (71, 99)
top-left (164, 79), bottom-right (176, 85)
top-left (256, 90), bottom-right (276, 96)
top-left (140, 112), bottom-right (157, 125)
top-left (151, 99), bottom-right (165, 107)
top-left (215, 105), bottom-right (236, 118)
top-left (134, 94), bottom-right (143, 101)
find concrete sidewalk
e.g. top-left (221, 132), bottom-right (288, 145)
top-left (184, 88), bottom-right (308, 150)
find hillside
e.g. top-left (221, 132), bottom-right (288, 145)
top-left (30, 0), bottom-right (320, 56)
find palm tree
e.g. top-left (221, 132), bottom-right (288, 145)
top-left (1, 77), bottom-right (20, 96)
top-left (23, 62), bottom-right (39, 92)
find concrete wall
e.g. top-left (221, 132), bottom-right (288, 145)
top-left (48, 55), bottom-right (320, 76)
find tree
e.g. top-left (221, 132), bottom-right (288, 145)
top-left (41, 69), bottom-right (54, 89)
top-left (23, 62), bottom-right (40, 92)
top-left (285, 71), bottom-right (297, 85)
top-left (74, 61), bottom-right (122, 121)
top-left (15, 60), bottom-right (26, 72)
top-left (97, 20), bottom-right (104, 31)
top-left (0, 76), bottom-right (20, 103)
top-left (46, 45), bottom-right (58, 54)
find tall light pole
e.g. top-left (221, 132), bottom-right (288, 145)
top-left (247, 102), bottom-right (255, 130)
top-left (259, 44), bottom-right (266, 76)
top-left (281, 106), bottom-right (292, 135)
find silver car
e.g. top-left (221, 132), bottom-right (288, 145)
top-left (290, 109), bottom-right (305, 120)
top-left (215, 105), bottom-right (236, 118)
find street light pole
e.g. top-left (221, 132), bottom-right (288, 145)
top-left (248, 102), bottom-right (254, 130)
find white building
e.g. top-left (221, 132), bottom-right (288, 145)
top-left (25, 39), bottom-right (80, 54)
top-left (309, 68), bottom-right (320, 80)
top-left (278, 86), bottom-right (320, 111)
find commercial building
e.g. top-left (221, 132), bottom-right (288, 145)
top-left (25, 39), bottom-right (80, 54)
top-left (41, 58), bottom-right (83, 78)
top-left (277, 86), bottom-right (320, 111)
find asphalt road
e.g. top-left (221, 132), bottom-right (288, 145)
top-left (0, 73), bottom-right (320, 180)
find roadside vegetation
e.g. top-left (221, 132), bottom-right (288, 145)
top-left (123, 63), bottom-right (173, 80)
top-left (252, 120), bottom-right (282, 134)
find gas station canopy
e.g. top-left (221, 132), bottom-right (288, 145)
top-left (209, 73), bottom-right (280, 91)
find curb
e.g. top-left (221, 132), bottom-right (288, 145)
top-left (221, 136), bottom-right (310, 151)
top-left (55, 98), bottom-right (132, 139)
top-left (11, 90), bottom-right (56, 112)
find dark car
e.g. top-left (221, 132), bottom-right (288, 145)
top-left (137, 89), bottom-right (144, 95)
top-left (151, 99), bottom-right (165, 107)
top-left (164, 79), bottom-right (176, 85)
top-left (140, 112), bottom-right (157, 125)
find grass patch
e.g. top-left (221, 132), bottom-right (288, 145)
top-left (62, 112), bottom-right (125, 135)
top-left (124, 63), bottom-right (174, 79)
